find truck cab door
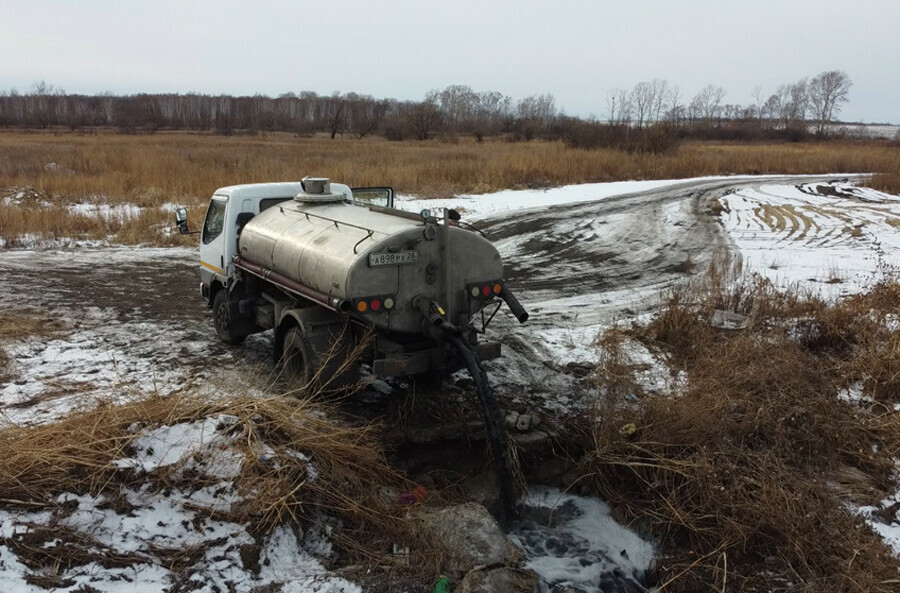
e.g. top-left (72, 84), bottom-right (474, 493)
top-left (351, 187), bottom-right (394, 209)
top-left (199, 195), bottom-right (230, 283)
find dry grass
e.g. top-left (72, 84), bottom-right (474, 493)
top-left (2, 131), bottom-right (898, 199)
top-left (580, 264), bottom-right (900, 592)
top-left (0, 308), bottom-right (69, 340)
top-left (0, 393), bottom-right (440, 577)
top-left (0, 308), bottom-right (69, 383)
top-left (869, 170), bottom-right (900, 195)
top-left (1, 130), bottom-right (899, 244)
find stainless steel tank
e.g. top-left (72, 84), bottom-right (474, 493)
top-left (238, 197), bottom-right (503, 334)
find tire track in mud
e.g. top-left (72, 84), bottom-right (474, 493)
top-left (478, 176), bottom-right (851, 394)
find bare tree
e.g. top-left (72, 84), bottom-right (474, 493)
top-left (752, 85), bottom-right (764, 125)
top-left (606, 88), bottom-right (631, 125)
top-left (516, 93), bottom-right (556, 123)
top-left (468, 90), bottom-right (511, 141)
top-left (406, 96), bottom-right (442, 140)
top-left (809, 70), bottom-right (852, 135)
top-left (692, 85), bottom-right (726, 124)
top-left (785, 79), bottom-right (809, 130)
top-left (630, 82), bottom-right (653, 128)
top-left (666, 85), bottom-right (683, 125)
top-left (349, 97), bottom-right (388, 139)
top-left (325, 93), bottom-right (346, 139)
top-left (650, 79), bottom-right (670, 124)
top-left (437, 84), bottom-right (477, 130)
top-left (29, 81), bottom-right (55, 128)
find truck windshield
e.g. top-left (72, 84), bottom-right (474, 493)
top-left (202, 199), bottom-right (226, 245)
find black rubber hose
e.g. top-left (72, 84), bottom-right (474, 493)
top-left (448, 334), bottom-right (519, 523)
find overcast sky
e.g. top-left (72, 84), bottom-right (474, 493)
top-left (1, 0), bottom-right (897, 123)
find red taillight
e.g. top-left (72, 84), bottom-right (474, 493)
top-left (355, 295), bottom-right (394, 313)
top-left (482, 285), bottom-right (491, 296)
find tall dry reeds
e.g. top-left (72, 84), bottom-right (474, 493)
top-left (581, 266), bottom-right (900, 592)
top-left (1, 131), bottom-right (899, 245)
top-left (1, 131), bottom-right (898, 200)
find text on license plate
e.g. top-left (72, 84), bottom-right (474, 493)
top-left (369, 250), bottom-right (419, 267)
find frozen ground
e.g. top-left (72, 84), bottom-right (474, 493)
top-left (719, 182), bottom-right (900, 299)
top-left (0, 414), bottom-right (359, 593)
top-left (3, 174), bottom-right (900, 590)
top-left (0, 248), bottom-right (275, 425)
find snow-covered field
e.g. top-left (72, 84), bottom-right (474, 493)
top-left (4, 173), bottom-right (900, 591)
top-left (398, 173), bottom-right (867, 222)
top-left (720, 182), bottom-right (900, 298)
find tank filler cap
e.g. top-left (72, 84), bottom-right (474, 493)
top-left (295, 176), bottom-right (343, 203)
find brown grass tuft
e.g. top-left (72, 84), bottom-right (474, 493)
top-left (868, 171), bottom-right (900, 196)
top-left (581, 269), bottom-right (900, 592)
top-left (0, 308), bottom-right (69, 340)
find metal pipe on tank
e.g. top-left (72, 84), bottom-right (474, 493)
top-left (233, 255), bottom-right (350, 313)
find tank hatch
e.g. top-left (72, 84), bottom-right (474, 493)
top-left (295, 176), bottom-right (344, 203)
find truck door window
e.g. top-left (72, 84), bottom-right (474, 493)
top-left (202, 199), bottom-right (227, 245)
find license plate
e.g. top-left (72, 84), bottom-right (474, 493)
top-left (369, 250), bottom-right (419, 267)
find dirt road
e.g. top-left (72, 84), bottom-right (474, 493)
top-left (0, 175), bottom-right (867, 423)
top-left (480, 176), bottom-right (857, 389)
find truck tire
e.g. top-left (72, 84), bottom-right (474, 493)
top-left (282, 326), bottom-right (314, 386)
top-left (213, 290), bottom-right (245, 345)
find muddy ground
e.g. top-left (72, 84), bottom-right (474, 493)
top-left (0, 175), bottom-right (856, 427)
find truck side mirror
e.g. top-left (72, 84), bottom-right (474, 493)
top-left (351, 187), bottom-right (394, 209)
top-left (175, 207), bottom-right (190, 235)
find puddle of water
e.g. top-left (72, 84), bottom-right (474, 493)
top-left (508, 487), bottom-right (654, 593)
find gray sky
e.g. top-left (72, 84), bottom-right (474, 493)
top-left (1, 0), bottom-right (897, 123)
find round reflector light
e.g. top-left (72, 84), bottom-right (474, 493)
top-left (356, 301), bottom-right (367, 312)
top-left (384, 297), bottom-right (395, 309)
top-left (482, 285), bottom-right (491, 296)
top-left (470, 287), bottom-right (480, 298)
top-left (493, 283), bottom-right (502, 294)
top-left (371, 299), bottom-right (381, 311)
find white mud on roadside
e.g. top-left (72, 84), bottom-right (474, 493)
top-left (508, 487), bottom-right (654, 593)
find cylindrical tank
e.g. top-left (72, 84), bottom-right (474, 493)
top-left (238, 197), bottom-right (503, 334)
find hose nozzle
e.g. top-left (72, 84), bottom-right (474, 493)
top-left (500, 286), bottom-right (529, 323)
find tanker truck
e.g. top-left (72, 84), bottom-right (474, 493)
top-left (176, 176), bottom-right (528, 519)
top-left (175, 177), bottom-right (528, 388)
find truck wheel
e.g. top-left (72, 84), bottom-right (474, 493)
top-left (213, 290), bottom-right (245, 345)
top-left (282, 326), bottom-right (314, 386)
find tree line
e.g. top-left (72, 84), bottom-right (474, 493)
top-left (0, 71), bottom-right (853, 149)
